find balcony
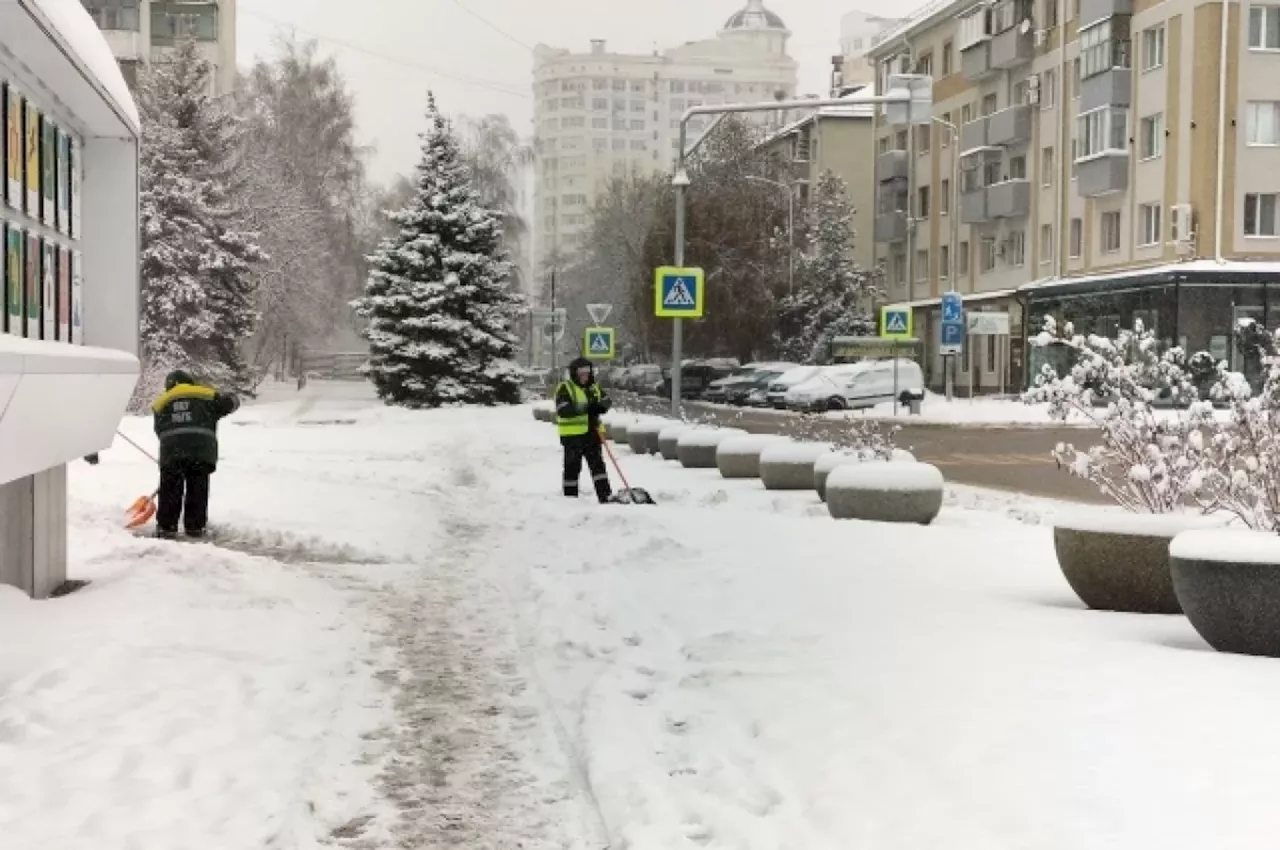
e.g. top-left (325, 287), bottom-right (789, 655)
top-left (1081, 66), bottom-right (1132, 111)
top-left (987, 103), bottom-right (1032, 147)
top-left (961, 41), bottom-right (997, 82)
top-left (990, 26), bottom-right (1034, 69)
top-left (875, 149), bottom-right (908, 182)
top-left (960, 188), bottom-right (989, 224)
top-left (1077, 154), bottom-right (1129, 197)
top-left (959, 117), bottom-right (989, 152)
top-left (988, 179), bottom-right (1031, 217)
top-left (1080, 0), bottom-right (1132, 24)
top-left (875, 211), bottom-right (909, 243)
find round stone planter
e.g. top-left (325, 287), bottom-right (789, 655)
top-left (677, 428), bottom-right (747, 468)
top-left (658, 424), bottom-right (693, 460)
top-left (627, 419), bottom-right (670, 455)
top-left (533, 404), bottom-right (554, 422)
top-left (759, 443), bottom-right (830, 491)
top-left (826, 462), bottom-right (944, 524)
top-left (1170, 529), bottom-right (1280, 656)
top-left (813, 450), bottom-right (876, 502)
top-left (716, 434), bottom-right (789, 479)
top-left (1052, 512), bottom-right (1229, 615)
top-left (609, 420), bottom-right (632, 443)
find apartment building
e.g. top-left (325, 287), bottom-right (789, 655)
top-left (869, 0), bottom-right (1280, 393)
top-left (531, 0), bottom-right (797, 275)
top-left (78, 0), bottom-right (237, 95)
top-left (838, 9), bottom-right (906, 88)
top-left (757, 99), bottom-right (879, 272)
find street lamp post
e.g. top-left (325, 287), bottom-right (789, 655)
top-left (744, 175), bottom-right (795, 296)
top-left (670, 84), bottom-right (927, 419)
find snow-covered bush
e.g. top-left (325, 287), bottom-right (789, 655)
top-left (787, 413), bottom-right (899, 461)
top-left (1024, 317), bottom-right (1217, 513)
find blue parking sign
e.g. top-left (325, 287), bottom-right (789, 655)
top-left (942, 291), bottom-right (963, 324)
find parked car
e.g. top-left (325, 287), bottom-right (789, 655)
top-left (631, 364), bottom-right (665, 395)
top-left (765, 366), bottom-right (822, 409)
top-left (785, 359), bottom-right (926, 411)
top-left (727, 367), bottom-right (790, 406)
top-left (784, 364), bottom-right (869, 411)
top-left (704, 364), bottom-right (770, 404)
top-left (661, 360), bottom-right (739, 399)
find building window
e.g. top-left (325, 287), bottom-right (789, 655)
top-left (941, 112), bottom-right (953, 145)
top-left (630, 140), bottom-right (646, 151)
top-left (150, 1), bottom-right (218, 42)
top-left (1079, 18), bottom-right (1131, 80)
top-left (1009, 155), bottom-right (1027, 180)
top-left (1138, 202), bottom-right (1162, 245)
top-left (961, 103), bottom-right (973, 124)
top-left (916, 249), bottom-right (929, 281)
top-left (958, 240), bottom-right (970, 273)
top-left (958, 7), bottom-right (993, 50)
top-left (592, 117), bottom-right (607, 129)
top-left (630, 120), bottom-right (645, 130)
top-left (1040, 224), bottom-right (1054, 262)
top-left (1044, 0), bottom-right (1059, 28)
top-left (940, 244), bottom-right (951, 278)
top-left (987, 333), bottom-right (997, 371)
top-left (1101, 210), bottom-right (1122, 252)
top-left (82, 0), bottom-right (140, 31)
top-left (1041, 146), bottom-right (1055, 185)
top-left (1245, 193), bottom-right (1279, 236)
top-left (916, 125), bottom-right (931, 154)
top-left (1246, 102), bottom-right (1280, 146)
top-left (612, 139), bottom-right (625, 151)
top-left (942, 40), bottom-right (954, 75)
top-left (878, 136), bottom-right (890, 154)
top-left (1139, 113), bottom-right (1164, 159)
top-left (1077, 107), bottom-right (1128, 158)
top-left (1142, 26), bottom-right (1166, 70)
top-left (1013, 78), bottom-right (1030, 106)
top-left (631, 100), bottom-right (645, 112)
top-left (981, 93), bottom-right (998, 116)
top-left (1249, 6), bottom-right (1280, 50)
top-left (891, 252), bottom-right (906, 284)
top-left (1041, 69), bottom-right (1057, 108)
top-left (593, 78), bottom-right (608, 90)
top-left (1072, 58), bottom-right (1081, 93)
top-left (918, 186), bottom-right (931, 218)
top-left (916, 52), bottom-right (934, 76)
top-left (941, 178), bottom-right (951, 214)
top-left (592, 98), bottom-right (608, 111)
top-left (981, 236), bottom-right (997, 271)
top-left (896, 129), bottom-right (909, 150)
top-left (1069, 217), bottom-right (1083, 257)
top-left (1008, 230), bottom-right (1026, 266)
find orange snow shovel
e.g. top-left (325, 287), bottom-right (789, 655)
top-left (116, 432), bottom-right (160, 530)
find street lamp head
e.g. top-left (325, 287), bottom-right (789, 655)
top-left (672, 169), bottom-right (692, 188)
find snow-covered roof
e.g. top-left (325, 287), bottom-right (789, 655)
top-left (756, 93), bottom-right (874, 148)
top-left (886, 288), bottom-right (1017, 310)
top-left (1021, 259), bottom-right (1280, 293)
top-left (0, 0), bottom-right (140, 135)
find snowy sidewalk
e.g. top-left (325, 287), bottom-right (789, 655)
top-left (10, 385), bottom-right (1280, 849)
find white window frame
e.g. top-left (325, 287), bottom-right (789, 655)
top-left (1142, 25), bottom-right (1165, 71)
top-left (980, 236), bottom-right (998, 271)
top-left (1008, 230), bottom-right (1026, 266)
top-left (915, 249), bottom-right (929, 282)
top-left (1139, 113), bottom-right (1164, 159)
top-left (1249, 6), bottom-right (1280, 50)
top-left (1244, 192), bottom-right (1280, 237)
top-left (1040, 223), bottom-right (1054, 263)
top-left (1246, 101), bottom-right (1280, 146)
top-left (1076, 107), bottom-right (1129, 160)
top-left (1137, 202), bottom-right (1162, 246)
top-left (1041, 69), bottom-right (1057, 109)
top-left (1042, 146), bottom-right (1055, 186)
top-left (1101, 210), bottom-right (1122, 253)
top-left (1069, 217), bottom-right (1083, 258)
top-left (958, 8), bottom-right (993, 51)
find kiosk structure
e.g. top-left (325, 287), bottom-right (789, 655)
top-left (0, 0), bottom-right (141, 597)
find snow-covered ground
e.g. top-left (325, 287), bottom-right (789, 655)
top-left (9, 380), bottom-right (1280, 848)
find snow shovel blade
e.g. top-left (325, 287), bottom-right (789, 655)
top-left (124, 495), bottom-right (156, 530)
top-left (609, 488), bottom-right (656, 505)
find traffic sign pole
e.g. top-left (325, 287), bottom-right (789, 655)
top-left (671, 183), bottom-right (687, 418)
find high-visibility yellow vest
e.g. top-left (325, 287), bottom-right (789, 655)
top-left (555, 381), bottom-right (600, 437)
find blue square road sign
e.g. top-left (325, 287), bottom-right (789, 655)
top-left (941, 291), bottom-right (963, 324)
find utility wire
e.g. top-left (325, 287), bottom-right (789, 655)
top-left (444, 0), bottom-right (534, 52)
top-left (238, 5), bottom-right (532, 99)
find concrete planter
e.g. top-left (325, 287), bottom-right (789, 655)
top-left (1053, 513), bottom-right (1228, 615)
top-left (759, 443), bottom-right (830, 491)
top-left (1170, 529), bottom-right (1280, 657)
top-left (609, 420), bottom-right (632, 443)
top-left (533, 404), bottom-right (554, 422)
top-left (813, 449), bottom-right (918, 502)
top-left (826, 462), bottom-right (944, 524)
top-left (627, 419), bottom-right (670, 455)
top-left (716, 435), bottom-right (789, 479)
top-left (658, 425), bottom-right (693, 460)
top-left (677, 428), bottom-right (747, 468)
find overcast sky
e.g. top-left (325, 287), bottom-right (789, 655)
top-left (236, 0), bottom-right (910, 187)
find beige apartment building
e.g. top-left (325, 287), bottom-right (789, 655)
top-left (79, 0), bottom-right (238, 95)
top-left (531, 0), bottom-right (797, 275)
top-left (757, 101), bottom-right (879, 272)
top-left (869, 0), bottom-right (1280, 393)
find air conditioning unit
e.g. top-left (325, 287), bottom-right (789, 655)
top-left (1034, 28), bottom-right (1047, 46)
top-left (1170, 203), bottom-right (1195, 243)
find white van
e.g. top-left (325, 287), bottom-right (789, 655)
top-left (784, 364), bottom-right (867, 411)
top-left (785, 359), bottom-right (925, 411)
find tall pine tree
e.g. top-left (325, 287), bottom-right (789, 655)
top-left (138, 38), bottom-right (263, 400)
top-left (353, 93), bottom-right (523, 407)
top-left (775, 171), bottom-right (881, 363)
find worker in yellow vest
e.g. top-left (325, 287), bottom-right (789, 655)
top-left (554, 357), bottom-right (613, 502)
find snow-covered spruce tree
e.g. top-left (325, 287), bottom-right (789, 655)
top-left (138, 38), bottom-right (263, 399)
top-left (1023, 316), bottom-right (1216, 512)
top-left (775, 171), bottom-right (880, 363)
top-left (353, 93), bottom-right (524, 407)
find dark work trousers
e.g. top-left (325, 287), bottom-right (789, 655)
top-left (156, 458), bottom-right (213, 533)
top-left (561, 433), bottom-right (612, 502)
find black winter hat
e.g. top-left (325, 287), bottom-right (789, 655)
top-left (165, 369), bottom-right (194, 390)
top-left (568, 357), bottom-right (593, 373)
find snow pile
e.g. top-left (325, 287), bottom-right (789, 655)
top-left (1170, 529), bottom-right (1280, 563)
top-left (678, 427), bottom-right (746, 448)
top-left (760, 442), bottom-right (831, 464)
top-left (826, 460), bottom-right (944, 492)
top-left (1054, 509), bottom-right (1232, 537)
top-left (716, 434), bottom-right (789, 456)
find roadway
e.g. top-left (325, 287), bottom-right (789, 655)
top-left (619, 395), bottom-right (1106, 504)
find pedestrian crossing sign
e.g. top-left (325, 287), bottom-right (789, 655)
top-left (654, 266), bottom-right (706, 318)
top-left (583, 327), bottom-right (616, 360)
top-left (880, 306), bottom-right (913, 339)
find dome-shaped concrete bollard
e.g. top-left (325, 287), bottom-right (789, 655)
top-left (628, 419), bottom-right (670, 455)
top-left (533, 403), bottom-right (554, 422)
top-left (813, 450), bottom-right (875, 501)
top-left (716, 434), bottom-right (790, 479)
top-left (658, 424), bottom-right (693, 460)
top-left (677, 428), bottom-right (747, 468)
top-left (759, 443), bottom-right (830, 490)
top-left (826, 461), bottom-right (945, 524)
top-left (602, 415), bottom-right (635, 443)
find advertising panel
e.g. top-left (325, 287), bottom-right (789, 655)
top-left (71, 249), bottom-right (82, 344)
top-left (57, 244), bottom-right (69, 341)
top-left (4, 87), bottom-right (19, 210)
top-left (41, 239), bottom-right (54, 340)
top-left (70, 135), bottom-right (80, 237)
top-left (57, 130), bottom-right (69, 235)
top-left (24, 231), bottom-right (37, 337)
top-left (24, 101), bottom-right (38, 215)
top-left (40, 116), bottom-right (54, 228)
top-left (4, 223), bottom-right (19, 335)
